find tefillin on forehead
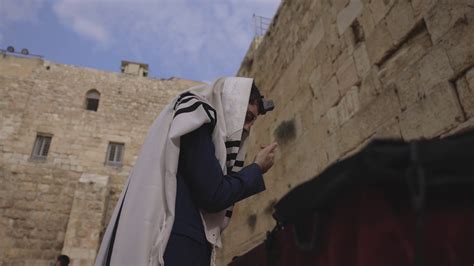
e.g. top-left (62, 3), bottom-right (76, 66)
top-left (250, 82), bottom-right (275, 115)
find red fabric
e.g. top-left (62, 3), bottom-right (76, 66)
top-left (229, 188), bottom-right (474, 266)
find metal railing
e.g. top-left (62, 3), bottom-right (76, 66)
top-left (253, 14), bottom-right (272, 37)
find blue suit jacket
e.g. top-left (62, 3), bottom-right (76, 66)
top-left (171, 123), bottom-right (265, 244)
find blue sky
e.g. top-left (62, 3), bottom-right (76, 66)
top-left (0, 0), bottom-right (280, 82)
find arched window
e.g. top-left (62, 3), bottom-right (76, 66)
top-left (85, 89), bottom-right (100, 111)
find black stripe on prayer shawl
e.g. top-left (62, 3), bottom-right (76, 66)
top-left (225, 141), bottom-right (241, 148)
top-left (174, 100), bottom-right (217, 132)
top-left (174, 101), bottom-right (216, 125)
top-left (174, 91), bottom-right (218, 130)
top-left (177, 95), bottom-right (199, 106)
top-left (202, 103), bottom-right (217, 130)
top-left (174, 101), bottom-right (202, 117)
top-left (234, 160), bottom-right (244, 167)
top-left (173, 92), bottom-right (196, 109)
top-left (226, 153), bottom-right (237, 161)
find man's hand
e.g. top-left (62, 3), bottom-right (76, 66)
top-left (254, 142), bottom-right (278, 174)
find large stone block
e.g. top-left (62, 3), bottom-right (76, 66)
top-left (399, 82), bottom-right (464, 139)
top-left (374, 117), bottom-right (403, 139)
top-left (336, 56), bottom-right (360, 95)
top-left (333, 0), bottom-right (351, 12)
top-left (335, 86), bottom-right (361, 125)
top-left (307, 18), bottom-right (325, 52)
top-left (326, 106), bottom-right (341, 134)
top-left (353, 43), bottom-right (372, 78)
top-left (411, 0), bottom-right (438, 19)
top-left (365, 20), bottom-right (395, 65)
top-left (424, 1), bottom-right (472, 43)
top-left (342, 26), bottom-right (357, 55)
top-left (62, 174), bottom-right (109, 265)
top-left (335, 87), bottom-right (401, 155)
top-left (418, 47), bottom-right (455, 94)
top-left (438, 9), bottom-right (474, 74)
top-left (321, 10), bottom-right (345, 63)
top-left (385, 0), bottom-right (417, 45)
top-left (359, 68), bottom-right (382, 108)
top-left (368, 0), bottom-right (396, 25)
top-left (358, 6), bottom-right (376, 37)
top-left (321, 76), bottom-right (341, 110)
top-left (337, 0), bottom-right (364, 35)
top-left (392, 65), bottom-right (423, 111)
top-left (378, 26), bottom-right (432, 86)
top-left (308, 65), bottom-right (322, 98)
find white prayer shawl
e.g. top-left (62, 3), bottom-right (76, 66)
top-left (95, 77), bottom-right (253, 266)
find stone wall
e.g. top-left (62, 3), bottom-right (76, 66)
top-left (0, 54), bottom-right (202, 265)
top-left (219, 0), bottom-right (474, 264)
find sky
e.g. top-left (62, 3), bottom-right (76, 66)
top-left (0, 0), bottom-right (281, 82)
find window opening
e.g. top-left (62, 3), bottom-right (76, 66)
top-left (85, 89), bottom-right (100, 111)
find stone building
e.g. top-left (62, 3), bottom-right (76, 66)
top-left (0, 54), bottom-right (202, 265)
top-left (218, 0), bottom-right (474, 265)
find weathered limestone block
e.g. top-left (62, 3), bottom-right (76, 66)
top-left (374, 117), bottom-right (403, 139)
top-left (399, 82), bottom-right (464, 139)
top-left (385, 0), bottom-right (417, 45)
top-left (335, 87), bottom-right (401, 155)
top-left (325, 86), bottom-right (360, 130)
top-left (337, 0), bottom-right (364, 35)
top-left (359, 68), bottom-right (382, 108)
top-left (342, 26), bottom-right (358, 55)
top-left (321, 10), bottom-right (345, 63)
top-left (308, 65), bottom-right (323, 98)
top-left (319, 49), bottom-right (335, 84)
top-left (378, 26), bottom-right (432, 86)
top-left (293, 88), bottom-right (316, 136)
top-left (62, 174), bottom-right (109, 266)
top-left (438, 9), bottom-right (474, 73)
top-left (393, 65), bottom-right (423, 111)
top-left (368, 0), bottom-right (396, 25)
top-left (357, 3), bottom-right (376, 37)
top-left (418, 47), bottom-right (455, 93)
top-left (353, 43), bottom-right (372, 78)
top-left (424, 1), bottom-right (473, 43)
top-left (365, 20), bottom-right (395, 65)
top-left (336, 55), bottom-right (360, 95)
top-left (333, 0), bottom-right (351, 12)
top-left (340, 86), bottom-right (361, 123)
top-left (309, 18), bottom-right (325, 51)
top-left (411, 0), bottom-right (438, 19)
top-left (321, 76), bottom-right (341, 110)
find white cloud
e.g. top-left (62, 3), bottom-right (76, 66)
top-left (0, 0), bottom-right (45, 23)
top-left (53, 0), bottom-right (112, 47)
top-left (72, 17), bottom-right (110, 47)
top-left (50, 0), bottom-right (280, 79)
top-left (0, 0), bottom-right (45, 44)
top-left (0, 0), bottom-right (280, 80)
